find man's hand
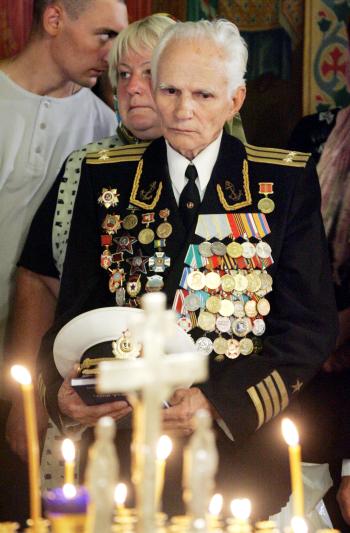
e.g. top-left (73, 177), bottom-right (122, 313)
top-left (6, 393), bottom-right (48, 462)
top-left (58, 367), bottom-right (132, 427)
top-left (337, 476), bottom-right (350, 525)
top-left (162, 387), bottom-right (215, 436)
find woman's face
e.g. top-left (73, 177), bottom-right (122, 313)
top-left (116, 46), bottom-right (161, 140)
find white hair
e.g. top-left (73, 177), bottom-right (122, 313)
top-left (151, 19), bottom-right (248, 96)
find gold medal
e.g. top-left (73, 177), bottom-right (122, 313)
top-left (219, 299), bottom-right (235, 317)
top-left (225, 338), bottom-right (240, 359)
top-left (123, 213), bottom-right (138, 230)
top-left (213, 337), bottom-right (228, 355)
top-left (138, 227), bottom-right (155, 245)
top-left (246, 272), bottom-right (262, 293)
top-left (244, 299), bottom-right (258, 318)
top-left (233, 272), bottom-right (248, 292)
top-left (198, 310), bottom-right (216, 332)
top-left (205, 271), bottom-right (221, 290)
top-left (260, 271), bottom-right (273, 292)
top-left (187, 270), bottom-right (206, 291)
top-left (206, 295), bottom-right (222, 314)
top-left (227, 241), bottom-right (243, 258)
top-left (156, 221), bottom-right (173, 239)
top-left (221, 274), bottom-right (235, 293)
top-left (257, 297), bottom-right (270, 316)
top-left (239, 337), bottom-right (254, 356)
top-left (258, 197), bottom-right (275, 214)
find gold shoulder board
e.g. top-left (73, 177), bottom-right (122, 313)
top-left (245, 143), bottom-right (311, 168)
top-left (87, 142), bottom-right (149, 165)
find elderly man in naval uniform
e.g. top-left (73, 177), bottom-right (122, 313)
top-left (38, 19), bottom-right (338, 519)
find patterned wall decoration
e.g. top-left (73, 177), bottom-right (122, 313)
top-left (304, 0), bottom-right (350, 114)
top-left (0, 0), bottom-right (33, 59)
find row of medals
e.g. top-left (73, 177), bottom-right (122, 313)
top-left (179, 238), bottom-right (273, 361)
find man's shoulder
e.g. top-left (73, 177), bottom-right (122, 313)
top-left (244, 142), bottom-right (311, 169)
top-left (85, 141), bottom-right (150, 166)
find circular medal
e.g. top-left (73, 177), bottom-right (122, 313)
top-left (233, 301), bottom-right (245, 318)
top-left (244, 300), bottom-right (258, 318)
top-left (252, 336), bottom-right (264, 353)
top-left (232, 317), bottom-right (251, 337)
top-left (226, 241), bottom-right (243, 259)
top-left (115, 287), bottom-right (126, 307)
top-left (156, 222), bottom-right (173, 239)
top-left (205, 271), bottom-right (221, 290)
top-left (187, 271), bottom-right (206, 291)
top-left (138, 227), bottom-right (155, 245)
top-left (216, 315), bottom-right (231, 333)
top-left (225, 338), bottom-right (240, 359)
top-left (184, 293), bottom-right (201, 312)
top-left (214, 354), bottom-right (225, 362)
top-left (198, 241), bottom-right (213, 258)
top-left (195, 336), bottom-right (213, 356)
top-left (246, 272), bottom-right (262, 293)
top-left (260, 271), bottom-right (273, 292)
top-left (221, 274), bottom-right (235, 293)
top-left (256, 241), bottom-right (272, 259)
top-left (213, 336), bottom-right (228, 355)
top-left (123, 214), bottom-right (138, 230)
top-left (239, 337), bottom-right (254, 356)
top-left (258, 197), bottom-right (275, 214)
top-left (198, 311), bottom-right (216, 332)
top-left (211, 241), bottom-right (227, 257)
top-left (257, 298), bottom-right (270, 316)
top-left (219, 299), bottom-right (235, 317)
top-left (206, 295), bottom-right (222, 314)
top-left (252, 318), bottom-right (266, 336)
top-left (145, 275), bottom-right (164, 292)
top-left (242, 241), bottom-right (256, 259)
top-left (177, 316), bottom-right (192, 333)
top-left (233, 272), bottom-right (248, 292)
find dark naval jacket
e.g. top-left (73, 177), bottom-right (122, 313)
top-left (38, 132), bottom-right (338, 517)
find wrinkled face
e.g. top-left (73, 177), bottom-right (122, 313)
top-left (116, 46), bottom-right (161, 140)
top-left (52, 0), bottom-right (128, 87)
top-left (154, 38), bottom-right (246, 160)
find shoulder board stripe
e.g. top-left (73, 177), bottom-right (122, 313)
top-left (87, 155), bottom-right (143, 165)
top-left (87, 142), bottom-right (149, 158)
top-left (247, 155), bottom-right (309, 168)
top-left (245, 143), bottom-right (310, 158)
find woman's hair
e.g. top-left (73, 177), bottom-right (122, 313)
top-left (108, 13), bottom-right (176, 89)
top-left (151, 19), bottom-right (248, 96)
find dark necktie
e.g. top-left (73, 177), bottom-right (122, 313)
top-left (179, 164), bottom-right (200, 230)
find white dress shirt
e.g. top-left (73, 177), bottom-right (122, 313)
top-left (165, 132), bottom-right (222, 204)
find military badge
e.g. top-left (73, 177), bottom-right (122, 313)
top-left (258, 182), bottom-right (275, 213)
top-left (127, 253), bottom-right (148, 275)
top-left (101, 214), bottom-right (121, 235)
top-left (114, 233), bottom-right (137, 255)
top-left (98, 187), bottom-right (120, 208)
top-left (149, 252), bottom-right (171, 273)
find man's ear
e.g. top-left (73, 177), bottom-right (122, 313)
top-left (227, 85), bottom-right (246, 120)
top-left (42, 4), bottom-right (65, 37)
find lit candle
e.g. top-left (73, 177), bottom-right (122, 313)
top-left (230, 498), bottom-right (252, 523)
top-left (155, 435), bottom-right (172, 510)
top-left (291, 516), bottom-right (308, 533)
top-left (62, 439), bottom-right (75, 486)
top-left (208, 493), bottom-right (223, 528)
top-left (114, 482), bottom-right (127, 511)
top-left (44, 484), bottom-right (89, 515)
top-left (11, 365), bottom-right (41, 530)
top-left (282, 418), bottom-right (304, 518)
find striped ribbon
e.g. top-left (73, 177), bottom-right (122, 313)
top-left (195, 213), bottom-right (271, 240)
top-left (184, 244), bottom-right (208, 268)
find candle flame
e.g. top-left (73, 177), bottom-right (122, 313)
top-left (157, 435), bottom-right (172, 460)
top-left (282, 418), bottom-right (299, 446)
top-left (114, 483), bottom-right (127, 505)
top-left (209, 493), bottom-right (223, 516)
top-left (62, 438), bottom-right (75, 462)
top-left (230, 498), bottom-right (251, 520)
top-left (62, 483), bottom-right (77, 499)
top-left (291, 516), bottom-right (308, 533)
top-left (11, 365), bottom-right (32, 386)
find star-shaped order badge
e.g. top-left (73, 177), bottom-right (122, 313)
top-left (292, 379), bottom-right (303, 393)
top-left (149, 251), bottom-right (171, 273)
top-left (127, 252), bottom-right (149, 275)
top-left (98, 187), bottom-right (120, 209)
top-left (114, 233), bottom-right (137, 255)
